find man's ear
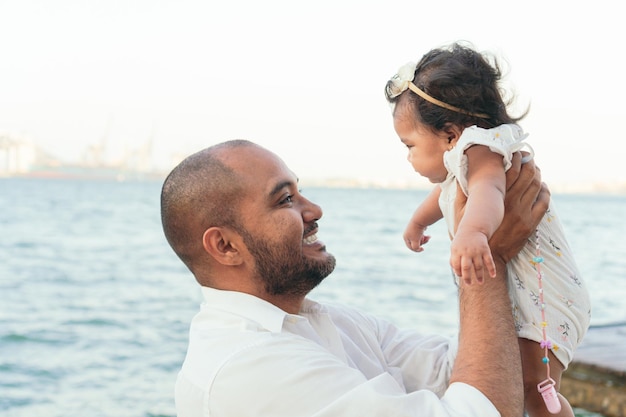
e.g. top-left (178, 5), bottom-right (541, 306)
top-left (202, 227), bottom-right (244, 266)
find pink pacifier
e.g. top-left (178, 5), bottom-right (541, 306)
top-left (537, 378), bottom-right (561, 414)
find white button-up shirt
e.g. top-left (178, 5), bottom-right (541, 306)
top-left (175, 287), bottom-right (499, 417)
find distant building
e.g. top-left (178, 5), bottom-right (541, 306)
top-left (0, 135), bottom-right (37, 176)
top-left (0, 134), bottom-right (164, 181)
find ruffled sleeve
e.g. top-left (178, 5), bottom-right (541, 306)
top-left (443, 124), bottom-right (530, 196)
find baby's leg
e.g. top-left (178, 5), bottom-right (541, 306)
top-left (519, 338), bottom-right (574, 417)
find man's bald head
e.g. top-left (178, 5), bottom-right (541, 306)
top-left (160, 139), bottom-right (257, 273)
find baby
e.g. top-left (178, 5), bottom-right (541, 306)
top-left (384, 42), bottom-right (591, 417)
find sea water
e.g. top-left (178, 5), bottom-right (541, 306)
top-left (1, 179), bottom-right (623, 417)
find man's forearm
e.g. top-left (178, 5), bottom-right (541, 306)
top-left (450, 261), bottom-right (523, 417)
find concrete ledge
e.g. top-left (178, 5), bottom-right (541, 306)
top-left (562, 362), bottom-right (626, 417)
top-left (561, 323), bottom-right (626, 417)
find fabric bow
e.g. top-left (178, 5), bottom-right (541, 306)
top-left (386, 61), bottom-right (417, 99)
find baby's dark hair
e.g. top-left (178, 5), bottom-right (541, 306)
top-left (388, 42), bottom-right (527, 131)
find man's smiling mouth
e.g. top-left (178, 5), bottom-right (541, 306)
top-left (303, 234), bottom-right (318, 245)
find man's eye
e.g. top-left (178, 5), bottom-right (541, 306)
top-left (280, 195), bottom-right (294, 205)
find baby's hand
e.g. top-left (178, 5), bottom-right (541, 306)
top-left (404, 224), bottom-right (431, 252)
top-left (450, 231), bottom-right (496, 284)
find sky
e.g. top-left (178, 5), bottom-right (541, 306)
top-left (1, 0), bottom-right (624, 190)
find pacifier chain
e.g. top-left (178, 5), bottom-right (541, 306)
top-left (534, 228), bottom-right (562, 414)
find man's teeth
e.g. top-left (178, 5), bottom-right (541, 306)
top-left (303, 234), bottom-right (318, 244)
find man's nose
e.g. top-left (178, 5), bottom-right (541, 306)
top-left (301, 197), bottom-right (322, 221)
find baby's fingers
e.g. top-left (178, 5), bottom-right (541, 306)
top-left (483, 252), bottom-right (497, 278)
top-left (450, 256), bottom-right (463, 281)
top-left (460, 256), bottom-right (478, 284)
top-left (405, 239), bottom-right (423, 252)
top-left (471, 259), bottom-right (486, 284)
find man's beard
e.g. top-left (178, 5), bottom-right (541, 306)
top-left (240, 229), bottom-right (336, 297)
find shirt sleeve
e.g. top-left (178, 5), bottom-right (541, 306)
top-left (378, 324), bottom-right (459, 395)
top-left (334, 305), bottom-right (459, 396)
top-left (201, 335), bottom-right (499, 417)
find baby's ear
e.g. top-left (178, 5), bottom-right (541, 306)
top-left (443, 123), bottom-right (463, 144)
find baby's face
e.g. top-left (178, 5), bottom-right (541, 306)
top-left (393, 108), bottom-right (449, 183)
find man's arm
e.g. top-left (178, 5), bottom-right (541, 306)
top-left (450, 153), bottom-right (549, 417)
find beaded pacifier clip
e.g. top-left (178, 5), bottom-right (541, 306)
top-left (533, 229), bottom-right (562, 414)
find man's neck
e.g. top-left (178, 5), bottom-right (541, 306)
top-left (261, 293), bottom-right (306, 315)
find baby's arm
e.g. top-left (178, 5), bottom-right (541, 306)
top-left (404, 186), bottom-right (443, 252)
top-left (452, 145), bottom-right (507, 283)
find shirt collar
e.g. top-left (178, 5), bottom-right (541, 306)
top-left (200, 286), bottom-right (324, 333)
